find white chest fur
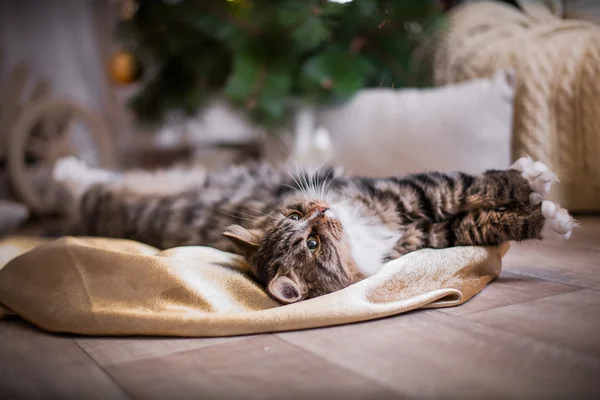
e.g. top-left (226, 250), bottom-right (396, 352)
top-left (328, 201), bottom-right (400, 277)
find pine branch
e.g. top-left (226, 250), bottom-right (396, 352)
top-left (246, 64), bottom-right (267, 109)
top-left (194, 1), bottom-right (260, 36)
top-left (363, 40), bottom-right (411, 86)
top-left (118, 0), bottom-right (445, 128)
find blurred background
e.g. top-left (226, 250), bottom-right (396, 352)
top-left (1, 0), bottom-right (600, 233)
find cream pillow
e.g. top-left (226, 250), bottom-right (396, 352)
top-left (319, 70), bottom-right (516, 176)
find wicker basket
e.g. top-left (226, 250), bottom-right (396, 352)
top-left (433, 0), bottom-right (600, 211)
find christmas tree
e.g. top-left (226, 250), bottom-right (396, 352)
top-left (116, 0), bottom-right (446, 128)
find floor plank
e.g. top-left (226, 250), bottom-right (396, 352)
top-left (563, 215), bottom-right (600, 249)
top-left (502, 218), bottom-right (600, 290)
top-left (464, 288), bottom-right (600, 357)
top-left (277, 310), bottom-right (600, 399)
top-left (76, 335), bottom-right (245, 367)
top-left (105, 334), bottom-right (399, 400)
top-left (438, 271), bottom-right (580, 316)
top-left (2, 218), bottom-right (599, 399)
top-left (503, 246), bottom-right (600, 290)
top-left (0, 320), bottom-right (130, 400)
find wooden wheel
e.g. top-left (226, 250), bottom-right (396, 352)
top-left (8, 97), bottom-right (115, 215)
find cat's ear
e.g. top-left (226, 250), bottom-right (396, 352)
top-left (222, 224), bottom-right (263, 255)
top-left (268, 275), bottom-right (302, 304)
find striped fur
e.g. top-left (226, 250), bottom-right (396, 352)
top-left (69, 161), bottom-right (557, 303)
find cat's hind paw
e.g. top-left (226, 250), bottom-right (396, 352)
top-left (53, 156), bottom-right (89, 184)
top-left (510, 156), bottom-right (559, 205)
top-left (53, 156), bottom-right (115, 197)
top-left (541, 200), bottom-right (576, 240)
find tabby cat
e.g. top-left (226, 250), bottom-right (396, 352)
top-left (53, 156), bottom-right (574, 304)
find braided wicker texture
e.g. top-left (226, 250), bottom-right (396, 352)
top-left (433, 1), bottom-right (600, 211)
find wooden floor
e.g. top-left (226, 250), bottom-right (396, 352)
top-left (1, 217), bottom-right (600, 399)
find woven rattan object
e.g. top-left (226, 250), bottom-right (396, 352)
top-left (434, 0), bottom-right (600, 211)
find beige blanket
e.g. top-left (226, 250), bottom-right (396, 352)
top-left (0, 236), bottom-right (508, 337)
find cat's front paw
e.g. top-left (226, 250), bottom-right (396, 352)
top-left (510, 156), bottom-right (559, 205)
top-left (541, 200), bottom-right (576, 240)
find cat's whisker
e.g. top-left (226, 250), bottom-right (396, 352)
top-left (286, 168), bottom-right (310, 201)
top-left (302, 161), bottom-right (329, 201)
top-left (240, 206), bottom-right (275, 219)
top-left (297, 166), bottom-right (312, 197)
top-left (243, 210), bottom-right (276, 221)
top-left (218, 208), bottom-right (262, 219)
top-left (321, 179), bottom-right (330, 199)
top-left (229, 211), bottom-right (267, 220)
top-left (218, 207), bottom-right (275, 221)
top-left (285, 171), bottom-right (301, 191)
top-left (273, 134), bottom-right (293, 160)
top-left (311, 168), bottom-right (320, 199)
top-left (280, 183), bottom-right (309, 199)
top-left (323, 173), bottom-right (335, 199)
top-left (303, 167), bottom-right (319, 200)
top-left (216, 210), bottom-right (257, 222)
top-left (319, 167), bottom-right (335, 200)
top-left (301, 165), bottom-right (315, 193)
top-left (298, 181), bottom-right (312, 201)
top-left (316, 162), bottom-right (333, 200)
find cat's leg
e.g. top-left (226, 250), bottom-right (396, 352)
top-left (51, 157), bottom-right (203, 247)
top-left (461, 158), bottom-right (556, 211)
top-left (53, 156), bottom-right (207, 199)
top-left (452, 202), bottom-right (573, 246)
top-left (459, 157), bottom-right (559, 211)
top-left (438, 200), bottom-right (574, 247)
top-left (50, 157), bottom-right (122, 237)
top-left (382, 157), bottom-right (558, 222)
top-left (389, 200), bottom-right (574, 258)
top-left (62, 179), bottom-right (203, 249)
top-left (41, 157), bottom-right (119, 236)
top-left (53, 156), bottom-right (119, 200)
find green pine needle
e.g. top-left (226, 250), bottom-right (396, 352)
top-left (119, 0), bottom-right (444, 130)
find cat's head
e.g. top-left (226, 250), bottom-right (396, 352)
top-left (223, 199), bottom-right (363, 304)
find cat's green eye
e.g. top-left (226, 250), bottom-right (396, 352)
top-left (288, 212), bottom-right (302, 221)
top-left (306, 236), bottom-right (319, 252)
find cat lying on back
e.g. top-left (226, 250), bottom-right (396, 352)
top-left (53, 156), bottom-right (575, 304)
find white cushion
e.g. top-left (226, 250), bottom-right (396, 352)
top-left (320, 70), bottom-right (515, 176)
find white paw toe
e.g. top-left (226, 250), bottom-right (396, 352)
top-left (53, 156), bottom-right (88, 183)
top-left (541, 199), bottom-right (558, 218)
top-left (511, 157), bottom-right (559, 204)
top-left (529, 192), bottom-right (543, 205)
top-left (555, 209), bottom-right (573, 230)
top-left (532, 161), bottom-right (549, 174)
top-left (529, 170), bottom-right (558, 194)
top-left (53, 156), bottom-right (116, 196)
top-left (541, 200), bottom-right (574, 240)
top-left (510, 156), bottom-right (534, 172)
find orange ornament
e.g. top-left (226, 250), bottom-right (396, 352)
top-left (108, 50), bottom-right (141, 84)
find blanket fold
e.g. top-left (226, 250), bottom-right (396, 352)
top-left (0, 236), bottom-right (508, 337)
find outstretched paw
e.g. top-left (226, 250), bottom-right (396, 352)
top-left (53, 156), bottom-right (89, 184)
top-left (53, 156), bottom-right (115, 196)
top-left (541, 200), bottom-right (576, 240)
top-left (510, 156), bottom-right (559, 205)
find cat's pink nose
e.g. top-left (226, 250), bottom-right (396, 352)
top-left (311, 205), bottom-right (329, 215)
